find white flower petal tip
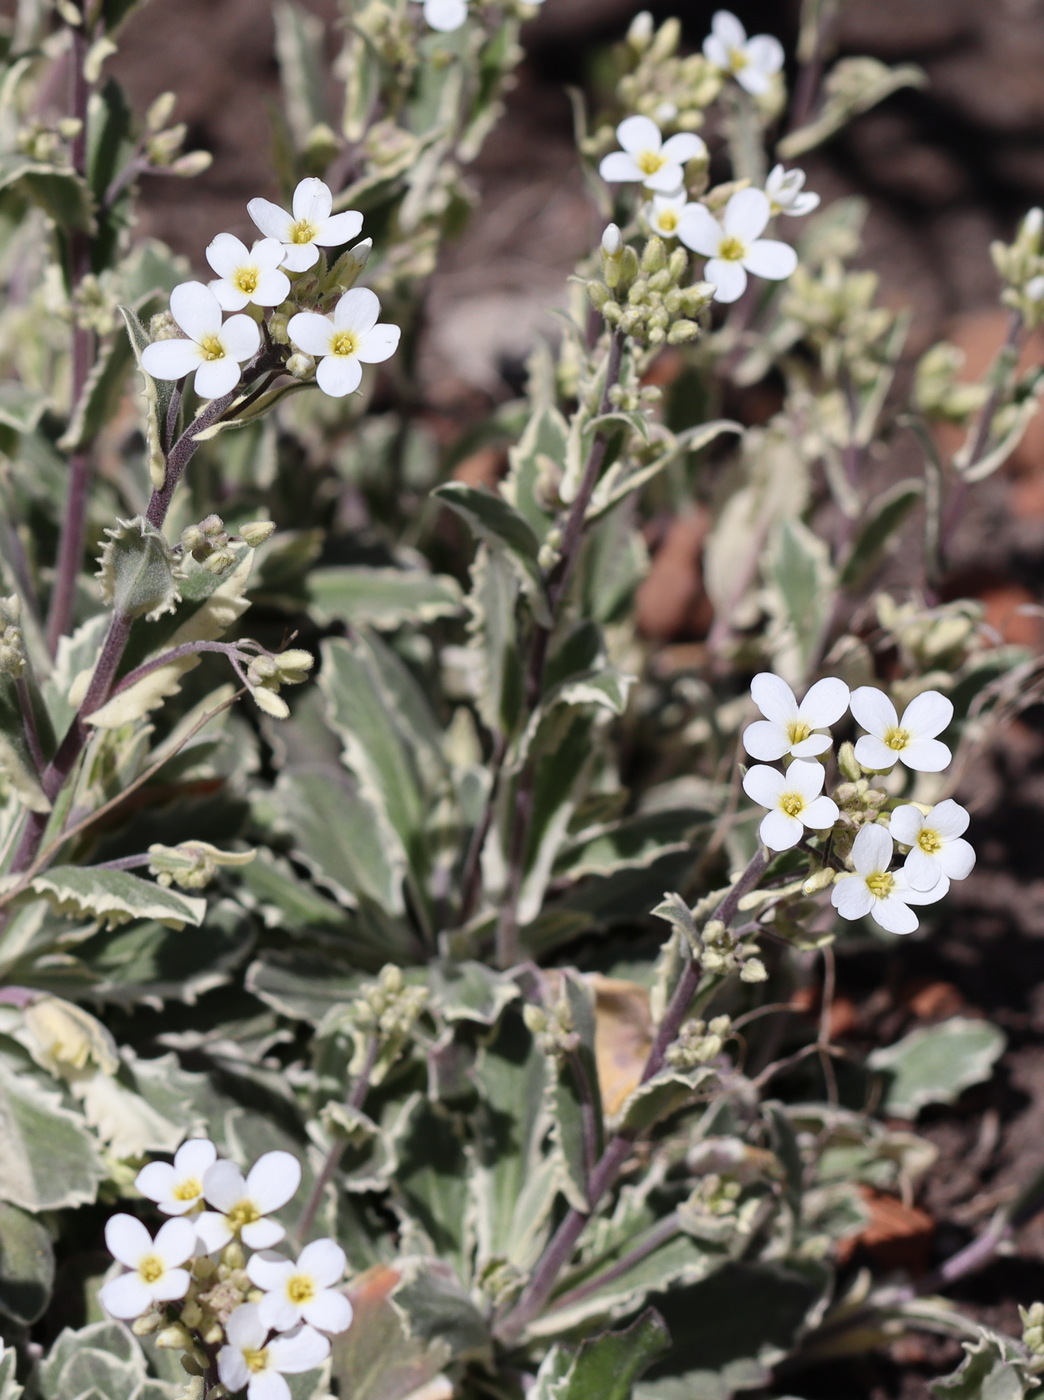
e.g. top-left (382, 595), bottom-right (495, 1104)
top-left (850, 686), bottom-right (954, 774)
top-left (423, 0), bottom-right (468, 28)
top-left (743, 672), bottom-right (849, 762)
top-left (137, 1138), bottom-right (218, 1215)
top-left (140, 282), bottom-right (259, 401)
top-left (288, 290), bottom-right (400, 399)
top-left (100, 1214), bottom-right (195, 1319)
top-left (703, 11), bottom-right (784, 95)
top-left (248, 178), bottom-right (364, 270)
top-left (742, 759), bottom-right (838, 852)
top-left (599, 116), bottom-right (706, 193)
top-left (890, 799), bottom-right (975, 890)
top-left (678, 190), bottom-right (797, 303)
top-left (831, 823), bottom-right (947, 935)
top-left (765, 164), bottom-right (821, 217)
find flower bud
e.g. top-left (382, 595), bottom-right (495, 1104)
top-left (601, 223), bottom-right (623, 256)
top-left (587, 279), bottom-right (610, 310)
top-left (149, 310), bottom-right (181, 341)
top-left (286, 352), bottom-right (316, 380)
top-left (740, 957), bottom-right (768, 984)
top-left (202, 548), bottom-right (237, 575)
top-left (268, 312), bottom-right (290, 344)
top-left (157, 1323), bottom-right (196, 1351)
top-left (836, 740), bottom-right (862, 783)
top-left (802, 867), bottom-right (836, 896)
top-left (641, 236), bottom-right (668, 275)
top-left (627, 10), bottom-right (654, 52)
top-left (667, 319), bottom-right (701, 344)
top-left (146, 92), bottom-right (178, 133)
top-left (239, 520), bottom-right (276, 547)
top-left (171, 151), bottom-right (213, 178)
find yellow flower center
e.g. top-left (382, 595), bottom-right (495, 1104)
top-left (866, 871), bottom-right (894, 899)
top-left (232, 266), bottom-right (260, 294)
top-left (778, 791), bottom-right (806, 819)
top-left (786, 719), bottom-right (812, 745)
top-left (729, 47), bottom-right (749, 71)
top-left (289, 218), bottom-right (318, 245)
top-left (718, 235), bottom-right (746, 261)
top-left (330, 329), bottom-right (359, 357)
top-left (884, 726), bottom-right (910, 751)
top-left (172, 1177), bottom-right (202, 1202)
top-left (636, 150), bottom-right (667, 175)
top-left (199, 334), bottom-right (226, 362)
top-left (287, 1274), bottom-right (316, 1305)
top-left (226, 1199), bottom-right (261, 1231)
top-left (917, 828), bottom-right (942, 855)
top-left (657, 210), bottom-right (679, 233)
top-left (243, 1347), bottom-right (269, 1374)
top-left (138, 1254), bottom-right (165, 1284)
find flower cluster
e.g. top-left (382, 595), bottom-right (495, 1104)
top-left (142, 178), bottom-right (399, 401)
top-left (740, 673), bottom-right (975, 935)
top-left (100, 1140), bottom-right (352, 1400)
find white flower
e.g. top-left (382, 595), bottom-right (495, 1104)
top-left (247, 1239), bottom-right (353, 1335)
top-left (742, 759), bottom-right (840, 852)
top-left (422, 0), bottom-right (467, 27)
top-left (1027, 275), bottom-right (1044, 302)
top-left (206, 234), bottom-right (292, 310)
top-left (743, 672), bottom-right (850, 762)
top-left (851, 686), bottom-right (953, 773)
top-left (140, 282), bottom-right (260, 399)
top-left (218, 1304), bottom-right (330, 1400)
top-left (765, 163), bottom-right (820, 217)
top-left (644, 191), bottom-right (702, 240)
top-left (287, 288), bottom-right (400, 398)
top-left (702, 10), bottom-right (784, 96)
top-left (889, 799), bottom-right (975, 891)
top-left (678, 189), bottom-right (797, 303)
top-left (136, 1138), bottom-right (217, 1216)
top-left (248, 178), bottom-right (364, 273)
top-left (599, 115), bottom-right (707, 194)
top-left (196, 1150), bottom-right (301, 1253)
top-left (99, 1214), bottom-right (195, 1319)
top-left (831, 824), bottom-right (946, 934)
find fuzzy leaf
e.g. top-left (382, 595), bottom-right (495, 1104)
top-left (118, 305), bottom-right (177, 490)
top-left (0, 1058), bottom-right (104, 1211)
top-left (273, 0), bottom-right (334, 149)
top-left (930, 1328), bottom-right (1039, 1400)
top-left (95, 516), bottom-right (181, 622)
top-left (765, 517), bottom-right (835, 679)
top-left (433, 482), bottom-right (551, 626)
top-left (0, 676), bottom-right (50, 814)
top-left (391, 1260), bottom-right (492, 1365)
top-left (840, 480), bottom-right (923, 589)
top-left (868, 1017), bottom-right (1006, 1118)
top-left (0, 383), bottom-right (47, 434)
top-left (612, 1064), bottom-right (718, 1135)
top-left (0, 1347), bottom-right (21, 1400)
top-left (309, 567), bottom-right (464, 629)
top-left (396, 1100), bottom-right (470, 1275)
top-left (31, 867), bottom-right (206, 931)
top-left (0, 155), bottom-right (93, 231)
top-left (331, 1263), bottom-right (450, 1400)
top-left (533, 1310), bottom-right (671, 1400)
top-left (0, 1201), bottom-right (54, 1324)
top-left (36, 1322), bottom-right (148, 1400)
top-left (550, 972), bottom-right (604, 1212)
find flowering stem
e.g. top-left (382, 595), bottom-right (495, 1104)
top-left (494, 847), bottom-right (768, 1347)
top-left (540, 1211), bottom-right (682, 1320)
top-left (106, 640), bottom-right (245, 698)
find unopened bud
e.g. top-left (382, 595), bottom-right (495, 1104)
top-left (132, 1309), bottom-right (163, 1335)
top-left (171, 151), bottom-right (213, 178)
top-left (268, 312), bottom-right (290, 343)
top-left (202, 548), bottom-right (237, 574)
top-left (149, 310), bottom-right (181, 341)
top-left (601, 223), bottom-right (623, 256)
top-left (740, 957), bottom-right (768, 984)
top-left (587, 279), bottom-right (610, 310)
top-left (146, 92), bottom-right (178, 133)
top-left (239, 520), bottom-right (276, 547)
top-left (641, 236), bottom-right (667, 275)
top-left (627, 10), bottom-right (654, 51)
top-left (286, 352), bottom-right (316, 380)
top-left (836, 740), bottom-right (862, 782)
top-left (802, 867), bottom-right (836, 896)
top-left (157, 1323), bottom-right (195, 1350)
top-left (668, 318), bottom-right (701, 344)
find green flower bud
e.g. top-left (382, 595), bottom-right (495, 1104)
top-left (239, 520), bottom-right (276, 547)
top-left (286, 351), bottom-right (316, 380)
top-left (740, 957), bottom-right (768, 984)
top-left (836, 740), bottom-right (862, 782)
top-left (802, 867), bottom-right (836, 896)
top-left (170, 151), bottom-right (213, 178)
top-left (641, 236), bottom-right (668, 275)
top-left (667, 318), bottom-right (701, 344)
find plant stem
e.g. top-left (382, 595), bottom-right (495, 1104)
top-left (15, 678), bottom-right (45, 778)
top-left (106, 640), bottom-right (244, 697)
top-left (295, 1036), bottom-right (380, 1245)
top-left (541, 1211), bottom-right (681, 1320)
top-left (495, 847), bottom-right (768, 1347)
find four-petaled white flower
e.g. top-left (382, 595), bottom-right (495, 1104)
top-left (287, 288), bottom-right (401, 398)
top-left (831, 824), bottom-right (945, 934)
top-left (702, 10), bottom-right (784, 96)
top-left (599, 116), bottom-right (707, 194)
top-left (422, 0), bottom-right (467, 27)
top-left (207, 234), bottom-right (292, 311)
top-left (136, 1137), bottom-right (217, 1216)
top-left (218, 1303), bottom-right (330, 1400)
top-left (196, 1150), bottom-right (302, 1253)
top-left (248, 1240), bottom-right (353, 1335)
top-left (889, 799), bottom-right (976, 891)
top-left (248, 178), bottom-right (364, 273)
top-left (742, 759), bottom-right (840, 852)
top-left (140, 282), bottom-right (261, 400)
top-left (765, 163), bottom-right (820, 217)
top-left (678, 189), bottom-right (797, 303)
top-left (99, 1214), bottom-right (196, 1320)
top-left (743, 672), bottom-right (850, 762)
top-left (644, 191), bottom-right (702, 240)
top-left (850, 687), bottom-right (953, 773)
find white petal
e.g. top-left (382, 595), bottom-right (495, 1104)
top-left (302, 1290), bottom-right (353, 1334)
top-left (676, 204), bottom-right (725, 257)
top-left (930, 798), bottom-right (970, 840)
top-left (652, 192), bottom-right (687, 215)
top-left (210, 278), bottom-right (250, 312)
top-left (194, 1211), bottom-right (233, 1253)
top-left (903, 846), bottom-right (942, 891)
top-left (660, 133), bottom-right (706, 166)
top-left (141, 338), bottom-right (202, 381)
top-left (871, 896), bottom-right (919, 935)
top-left (334, 287), bottom-right (381, 334)
top-left (280, 241), bottom-right (320, 272)
top-left (250, 1373), bottom-right (291, 1400)
top-left (801, 795), bottom-right (839, 830)
top-left (736, 63), bottom-right (771, 94)
top-left (288, 311), bottom-right (335, 357)
top-left (760, 809), bottom-right (803, 850)
top-left (220, 314), bottom-right (262, 363)
top-left (151, 1267), bottom-right (191, 1302)
top-left (644, 164), bottom-right (687, 194)
top-left (742, 764), bottom-right (785, 808)
top-left (745, 33), bottom-right (785, 75)
top-left (850, 685), bottom-right (897, 738)
top-left (743, 238), bottom-right (797, 281)
top-left (153, 1217), bottom-right (197, 1267)
top-left (193, 356), bottom-right (242, 400)
top-left (242, 1217), bottom-right (286, 1250)
top-left (702, 34), bottom-right (731, 69)
top-left (750, 671), bottom-right (798, 724)
top-left (293, 177), bottom-right (333, 225)
top-left (357, 324), bottom-right (401, 364)
top-left (203, 1160), bottom-right (245, 1211)
top-left (616, 115), bottom-right (663, 156)
top-left (170, 280), bottom-right (222, 342)
top-left (105, 1214), bottom-right (152, 1269)
top-left (269, 1326), bottom-right (331, 1374)
top-left (939, 838), bottom-right (976, 881)
top-left (316, 210), bottom-right (364, 247)
top-left (711, 10), bottom-right (747, 49)
top-left (424, 0), bottom-right (467, 30)
top-left (742, 719), bottom-right (790, 762)
top-left (889, 804), bottom-right (924, 846)
top-left (252, 238), bottom-right (289, 269)
top-left (900, 873), bottom-right (950, 904)
top-left (259, 1291), bottom-right (301, 1332)
top-left (705, 258), bottom-right (747, 302)
top-left (765, 165), bottom-right (786, 197)
top-left (790, 191), bottom-right (821, 215)
top-left (297, 1238), bottom-right (346, 1288)
top-left (901, 689), bottom-right (953, 740)
top-left (599, 152), bottom-right (646, 184)
top-left (316, 354), bottom-right (362, 397)
top-left (206, 232), bottom-right (250, 278)
top-left (226, 1302), bottom-right (268, 1349)
top-left (790, 732), bottom-right (833, 758)
top-left (248, 197), bottom-right (293, 242)
top-left (135, 1161), bottom-right (177, 1204)
top-left (252, 267), bottom-right (292, 306)
top-left (854, 735), bottom-right (898, 771)
top-left (100, 1272), bottom-right (154, 1319)
top-left (899, 737), bottom-right (952, 773)
top-left (783, 759), bottom-right (826, 799)
top-left (247, 1251), bottom-right (295, 1291)
top-left (832, 875), bottom-right (874, 921)
top-left (797, 677), bottom-right (849, 728)
top-left (218, 1345), bottom-right (251, 1394)
top-left (850, 823), bottom-right (892, 876)
top-left (723, 188), bottom-right (770, 242)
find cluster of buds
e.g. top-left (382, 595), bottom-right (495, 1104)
top-left (783, 260), bottom-right (896, 384)
top-left (523, 993), bottom-right (582, 1059)
top-left (0, 595), bottom-right (26, 678)
top-left (913, 342), bottom-right (991, 426)
top-left (876, 595), bottom-right (985, 676)
top-left (665, 1015), bottom-right (732, 1070)
top-left (323, 964), bottom-right (431, 1086)
top-left (992, 208), bottom-right (1044, 325)
top-left (1021, 1302), bottom-right (1044, 1369)
top-left (244, 648), bottom-right (315, 720)
top-left (701, 919), bottom-right (768, 984)
top-left (677, 1173), bottom-right (744, 1243)
top-left (15, 115), bottom-right (84, 164)
top-left (179, 515), bottom-right (275, 574)
top-left (142, 92), bottom-right (212, 180)
top-left (590, 229), bottom-right (714, 347)
top-left (148, 841), bottom-right (257, 891)
top-left (614, 13), bottom-right (722, 134)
